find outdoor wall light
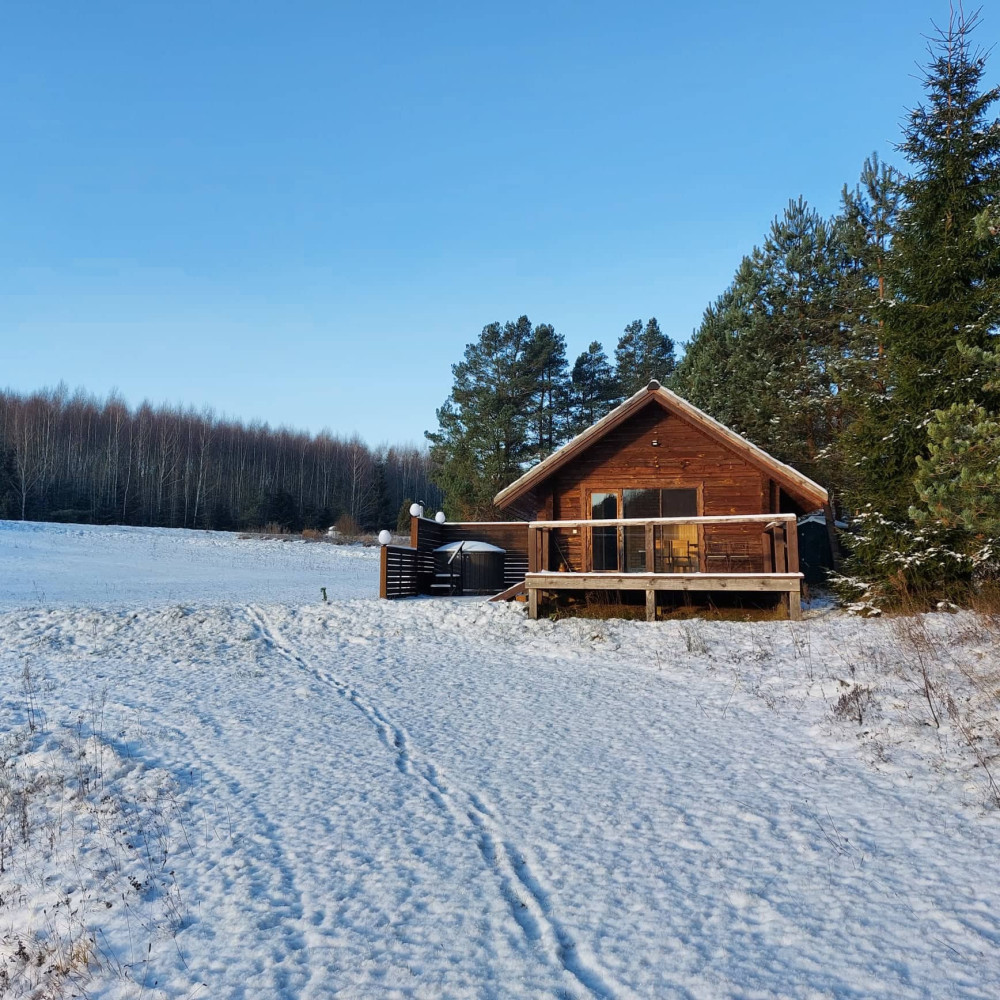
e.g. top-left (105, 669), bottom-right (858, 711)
top-left (651, 439), bottom-right (660, 447)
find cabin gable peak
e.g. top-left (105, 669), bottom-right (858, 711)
top-left (493, 382), bottom-right (828, 514)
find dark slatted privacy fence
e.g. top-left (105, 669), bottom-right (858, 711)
top-left (380, 518), bottom-right (531, 599)
top-left (379, 545), bottom-right (419, 599)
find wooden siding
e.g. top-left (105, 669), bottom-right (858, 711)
top-left (439, 522), bottom-right (530, 588)
top-left (549, 403), bottom-right (765, 516)
top-left (494, 383), bottom-right (828, 513)
top-left (538, 402), bottom-right (774, 572)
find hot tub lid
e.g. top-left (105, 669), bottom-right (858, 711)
top-left (434, 540), bottom-right (506, 554)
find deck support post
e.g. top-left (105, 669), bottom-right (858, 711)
top-left (528, 586), bottom-right (539, 620)
top-left (773, 524), bottom-right (787, 573)
top-left (787, 581), bottom-right (802, 620)
top-left (645, 588), bottom-right (656, 622)
top-left (786, 517), bottom-right (800, 575)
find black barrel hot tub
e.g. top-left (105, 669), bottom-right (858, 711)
top-left (432, 541), bottom-right (506, 595)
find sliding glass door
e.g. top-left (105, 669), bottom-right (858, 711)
top-left (622, 488), bottom-right (699, 573)
top-left (589, 488), bottom-right (700, 573)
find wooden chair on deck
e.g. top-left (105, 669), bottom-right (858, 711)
top-left (728, 540), bottom-right (756, 572)
top-left (669, 539), bottom-right (699, 573)
top-left (705, 540), bottom-right (730, 572)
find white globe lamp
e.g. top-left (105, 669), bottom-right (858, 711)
top-left (409, 502), bottom-right (423, 518)
top-left (435, 511), bottom-right (446, 523)
top-left (378, 529), bottom-right (392, 546)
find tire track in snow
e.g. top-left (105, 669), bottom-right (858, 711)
top-left (248, 604), bottom-right (630, 1000)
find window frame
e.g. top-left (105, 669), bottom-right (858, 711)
top-left (584, 485), bottom-right (705, 572)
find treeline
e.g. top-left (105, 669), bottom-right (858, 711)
top-left (0, 386), bottom-right (440, 533)
top-left (429, 10), bottom-right (1000, 605)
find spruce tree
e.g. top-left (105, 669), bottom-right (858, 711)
top-left (912, 402), bottom-right (1000, 537)
top-left (0, 442), bottom-right (15, 519)
top-left (369, 459), bottom-right (396, 532)
top-left (847, 8), bottom-right (1000, 519)
top-left (396, 498), bottom-right (414, 534)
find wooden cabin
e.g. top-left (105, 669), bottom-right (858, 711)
top-left (380, 381), bottom-right (829, 620)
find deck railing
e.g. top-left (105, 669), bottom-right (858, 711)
top-left (526, 513), bottom-right (799, 576)
top-left (381, 514), bottom-right (801, 600)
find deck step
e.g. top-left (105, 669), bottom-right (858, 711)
top-left (490, 579), bottom-right (527, 602)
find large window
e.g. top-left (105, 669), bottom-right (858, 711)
top-left (588, 488), bottom-right (701, 573)
top-left (622, 488), bottom-right (699, 573)
top-left (623, 488), bottom-right (698, 518)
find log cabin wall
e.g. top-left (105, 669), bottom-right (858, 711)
top-left (537, 402), bottom-right (783, 572)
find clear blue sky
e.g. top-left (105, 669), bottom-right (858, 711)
top-left (1, 0), bottom-right (982, 445)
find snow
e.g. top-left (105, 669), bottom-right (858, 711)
top-left (0, 520), bottom-right (378, 608)
top-left (1, 519), bottom-right (999, 998)
top-left (434, 540), bottom-right (506, 553)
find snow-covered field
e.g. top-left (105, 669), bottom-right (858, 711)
top-left (1, 521), bottom-right (999, 999)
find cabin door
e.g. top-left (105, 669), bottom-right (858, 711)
top-left (590, 492), bottom-right (619, 571)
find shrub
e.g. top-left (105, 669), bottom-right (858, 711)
top-left (833, 508), bottom-right (978, 610)
top-left (396, 499), bottom-right (414, 535)
top-left (336, 513), bottom-right (361, 537)
top-left (912, 402), bottom-right (1000, 536)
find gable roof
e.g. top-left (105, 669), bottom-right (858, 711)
top-left (494, 381), bottom-right (829, 513)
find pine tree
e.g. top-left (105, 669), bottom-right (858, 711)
top-left (526, 323), bottom-right (570, 460)
top-left (847, 8), bottom-right (1000, 519)
top-left (569, 341), bottom-right (619, 432)
top-left (614, 320), bottom-right (643, 396)
top-left (835, 154), bottom-right (904, 500)
top-left (615, 318), bottom-right (676, 396)
top-left (426, 316), bottom-right (541, 517)
top-left (670, 282), bottom-right (754, 429)
top-left (672, 199), bottom-right (849, 484)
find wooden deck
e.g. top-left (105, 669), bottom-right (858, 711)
top-left (381, 513), bottom-right (805, 620)
top-left (525, 571), bottom-right (803, 620)
top-left (523, 513), bottom-right (803, 620)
